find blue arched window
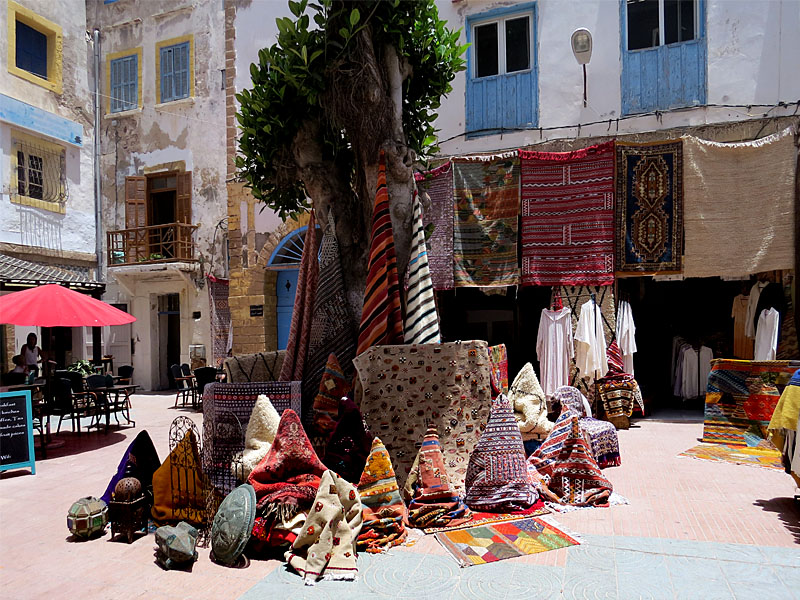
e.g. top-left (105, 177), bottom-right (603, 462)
top-left (267, 225), bottom-right (321, 350)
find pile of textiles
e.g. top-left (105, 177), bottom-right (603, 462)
top-left (231, 395), bottom-right (280, 481)
top-left (247, 409), bottom-right (327, 550)
top-left (767, 368), bottom-right (800, 488)
top-left (508, 362), bottom-right (554, 451)
top-left (403, 425), bottom-right (471, 529)
top-left (356, 437), bottom-right (408, 553)
top-left (465, 394), bottom-right (539, 511)
top-left (595, 373), bottom-right (642, 430)
top-left (527, 408), bottom-right (613, 506)
top-left (285, 470), bottom-right (362, 585)
top-left (552, 386), bottom-right (620, 468)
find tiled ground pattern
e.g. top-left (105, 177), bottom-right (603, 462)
top-left (0, 393), bottom-right (797, 600)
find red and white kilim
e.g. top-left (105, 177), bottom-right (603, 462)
top-left (520, 142), bottom-right (615, 286)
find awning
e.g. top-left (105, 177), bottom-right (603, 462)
top-left (0, 253), bottom-right (103, 292)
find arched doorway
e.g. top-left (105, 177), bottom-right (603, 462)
top-left (267, 225), bottom-right (321, 349)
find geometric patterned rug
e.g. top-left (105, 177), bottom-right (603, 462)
top-left (679, 443), bottom-right (783, 470)
top-left (422, 502), bottom-right (550, 534)
top-left (435, 517), bottom-right (580, 567)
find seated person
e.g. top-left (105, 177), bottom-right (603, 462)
top-left (3, 356), bottom-right (28, 385)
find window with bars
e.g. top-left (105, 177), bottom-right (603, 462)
top-left (110, 54), bottom-right (138, 112)
top-left (159, 41), bottom-right (190, 102)
top-left (12, 135), bottom-right (68, 209)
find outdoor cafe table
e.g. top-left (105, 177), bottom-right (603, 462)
top-left (87, 384), bottom-right (138, 431)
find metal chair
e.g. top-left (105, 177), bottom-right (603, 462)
top-left (53, 370), bottom-right (95, 435)
top-left (193, 367), bottom-right (217, 399)
top-left (171, 364), bottom-right (196, 407)
top-left (116, 365), bottom-right (134, 385)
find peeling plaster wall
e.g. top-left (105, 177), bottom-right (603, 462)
top-left (435, 0), bottom-right (800, 155)
top-left (90, 0), bottom-right (227, 390)
top-left (0, 0), bottom-right (96, 257)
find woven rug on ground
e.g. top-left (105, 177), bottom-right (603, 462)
top-left (435, 516), bottom-right (579, 567)
top-left (702, 359), bottom-right (800, 446)
top-left (422, 501), bottom-right (549, 534)
top-left (679, 443), bottom-right (783, 470)
top-left (520, 142), bottom-right (615, 286)
top-left (353, 341), bottom-right (492, 494)
top-left (415, 162), bottom-right (454, 291)
top-left (682, 128), bottom-right (796, 278)
top-left (615, 141), bottom-right (683, 273)
top-left (452, 155), bottom-right (520, 287)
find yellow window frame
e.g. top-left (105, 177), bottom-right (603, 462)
top-left (10, 129), bottom-right (67, 214)
top-left (7, 1), bottom-right (63, 95)
top-left (105, 47), bottom-right (143, 114)
top-left (155, 34), bottom-right (195, 104)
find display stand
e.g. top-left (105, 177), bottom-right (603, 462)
top-left (0, 390), bottom-right (35, 475)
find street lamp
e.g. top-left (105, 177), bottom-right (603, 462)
top-left (571, 28), bottom-right (593, 107)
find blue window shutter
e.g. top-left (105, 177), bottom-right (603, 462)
top-left (110, 55), bottom-right (137, 113)
top-left (16, 21), bottom-right (48, 79)
top-left (174, 43), bottom-right (190, 99)
top-left (161, 46), bottom-right (174, 102)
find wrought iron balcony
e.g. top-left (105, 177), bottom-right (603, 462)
top-left (107, 222), bottom-right (199, 266)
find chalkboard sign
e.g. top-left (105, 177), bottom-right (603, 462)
top-left (0, 391), bottom-right (36, 475)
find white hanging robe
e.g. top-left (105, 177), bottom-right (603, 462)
top-left (574, 299), bottom-right (608, 381)
top-left (615, 300), bottom-right (637, 376)
top-left (535, 307), bottom-right (574, 397)
top-left (754, 308), bottom-right (780, 361)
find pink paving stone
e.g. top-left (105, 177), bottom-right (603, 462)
top-left (0, 392), bottom-right (797, 600)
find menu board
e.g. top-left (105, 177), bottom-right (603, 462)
top-left (0, 391), bottom-right (36, 475)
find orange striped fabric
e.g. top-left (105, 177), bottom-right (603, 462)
top-left (357, 152), bottom-right (404, 355)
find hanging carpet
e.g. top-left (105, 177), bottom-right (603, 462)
top-left (520, 141), bottom-right (615, 286)
top-left (415, 162), bottom-right (454, 290)
top-left (452, 154), bottom-right (520, 287)
top-left (615, 141), bottom-right (683, 273)
top-left (404, 187), bottom-right (441, 345)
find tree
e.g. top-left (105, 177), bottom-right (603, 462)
top-left (236, 0), bottom-right (465, 315)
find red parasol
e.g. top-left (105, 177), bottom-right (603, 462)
top-left (0, 284), bottom-right (136, 327)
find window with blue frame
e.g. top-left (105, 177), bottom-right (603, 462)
top-left (159, 42), bottom-right (190, 102)
top-left (110, 54), bottom-right (138, 113)
top-left (621, 0), bottom-right (706, 115)
top-left (465, 4), bottom-right (538, 136)
top-left (16, 20), bottom-right (47, 80)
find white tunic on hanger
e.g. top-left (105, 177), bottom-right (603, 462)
top-left (616, 300), bottom-right (637, 376)
top-left (535, 307), bottom-right (574, 397)
top-left (745, 281), bottom-right (769, 338)
top-left (753, 308), bottom-right (780, 360)
top-left (574, 299), bottom-right (608, 381)
top-left (680, 345), bottom-right (713, 399)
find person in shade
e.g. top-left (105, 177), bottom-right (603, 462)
top-left (403, 425), bottom-right (471, 529)
top-left (356, 437), bottom-right (408, 553)
top-left (285, 470), bottom-right (363, 585)
top-left (324, 398), bottom-right (373, 485)
top-left (247, 409), bottom-right (327, 550)
top-left (465, 394), bottom-right (539, 512)
top-left (101, 430), bottom-right (161, 503)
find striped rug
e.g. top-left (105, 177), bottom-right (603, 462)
top-left (357, 151), bottom-right (404, 355)
top-left (415, 162), bottom-right (454, 290)
top-left (404, 188), bottom-right (441, 345)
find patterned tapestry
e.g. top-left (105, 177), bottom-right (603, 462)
top-left (415, 162), bottom-right (454, 291)
top-left (452, 155), bottom-right (520, 287)
top-left (615, 141), bottom-right (683, 273)
top-left (520, 142), bottom-right (615, 286)
top-left (208, 275), bottom-right (230, 367)
top-left (352, 341), bottom-right (493, 494)
top-left (702, 359), bottom-right (800, 446)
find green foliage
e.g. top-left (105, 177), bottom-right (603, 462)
top-left (235, 0), bottom-right (466, 218)
top-left (67, 360), bottom-right (94, 377)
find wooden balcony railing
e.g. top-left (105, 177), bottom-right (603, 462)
top-left (107, 222), bottom-right (199, 266)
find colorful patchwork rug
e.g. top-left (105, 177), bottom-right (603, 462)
top-left (353, 341), bottom-right (493, 494)
top-left (679, 443), bottom-right (783, 470)
top-left (702, 359), bottom-right (800, 446)
top-left (435, 516), bottom-right (579, 567)
top-left (615, 141), bottom-right (683, 273)
top-left (519, 142), bottom-right (615, 286)
top-left (415, 162), bottom-right (454, 291)
top-left (357, 151), bottom-right (405, 355)
top-left (452, 155), bottom-right (520, 287)
top-left (422, 501), bottom-right (549, 534)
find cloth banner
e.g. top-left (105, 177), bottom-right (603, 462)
top-left (404, 188), bottom-right (441, 345)
top-left (415, 162), bottom-right (454, 290)
top-left (353, 341), bottom-right (493, 494)
top-left (682, 128), bottom-right (796, 278)
top-left (615, 141), bottom-right (683, 272)
top-left (452, 155), bottom-right (520, 287)
top-left (520, 142), bottom-right (615, 286)
top-left (208, 276), bottom-right (230, 367)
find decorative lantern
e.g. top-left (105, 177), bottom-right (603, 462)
top-left (109, 477), bottom-right (149, 544)
top-left (154, 521), bottom-right (199, 570)
top-left (67, 497), bottom-right (108, 538)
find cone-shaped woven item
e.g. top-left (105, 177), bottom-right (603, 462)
top-left (509, 363), bottom-right (554, 441)
top-left (357, 151), bottom-right (404, 355)
top-left (311, 353), bottom-right (350, 449)
top-left (324, 399), bottom-right (372, 484)
top-left (406, 426), bottom-right (470, 529)
top-left (404, 187), bottom-right (441, 344)
top-left (356, 437), bottom-right (408, 553)
top-left (465, 394), bottom-right (539, 512)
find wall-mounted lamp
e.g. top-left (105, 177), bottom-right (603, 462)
top-left (571, 28), bottom-right (593, 107)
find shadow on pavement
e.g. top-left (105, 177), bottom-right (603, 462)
top-left (754, 497), bottom-right (800, 543)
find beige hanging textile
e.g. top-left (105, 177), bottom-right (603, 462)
top-left (682, 127), bottom-right (796, 278)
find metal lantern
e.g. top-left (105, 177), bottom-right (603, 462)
top-left (67, 497), bottom-right (109, 538)
top-left (109, 477), bottom-right (149, 544)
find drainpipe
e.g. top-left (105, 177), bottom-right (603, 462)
top-left (93, 28), bottom-right (104, 283)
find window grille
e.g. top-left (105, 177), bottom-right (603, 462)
top-left (12, 137), bottom-right (68, 205)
